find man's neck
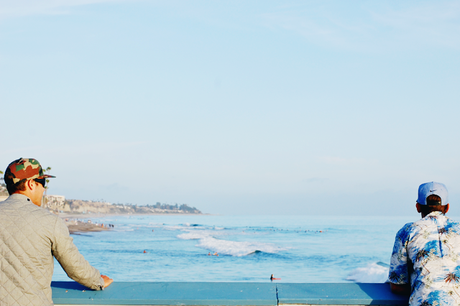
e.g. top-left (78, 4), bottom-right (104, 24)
top-left (421, 210), bottom-right (444, 218)
top-left (13, 191), bottom-right (41, 207)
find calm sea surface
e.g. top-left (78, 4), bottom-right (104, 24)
top-left (52, 214), bottom-right (433, 283)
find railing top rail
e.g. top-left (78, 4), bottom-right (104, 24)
top-left (51, 282), bottom-right (408, 306)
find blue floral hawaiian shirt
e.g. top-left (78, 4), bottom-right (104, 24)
top-left (389, 211), bottom-right (460, 306)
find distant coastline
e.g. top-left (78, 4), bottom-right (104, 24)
top-left (0, 190), bottom-right (203, 216)
top-left (53, 201), bottom-right (203, 234)
top-left (45, 198), bottom-right (202, 215)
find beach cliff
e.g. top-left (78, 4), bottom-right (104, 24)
top-left (44, 196), bottom-right (202, 215)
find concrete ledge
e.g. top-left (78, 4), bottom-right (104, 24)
top-left (51, 282), bottom-right (408, 306)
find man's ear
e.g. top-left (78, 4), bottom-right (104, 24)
top-left (25, 179), bottom-right (34, 191)
top-left (25, 179), bottom-right (38, 192)
top-left (416, 203), bottom-right (422, 213)
top-left (445, 204), bottom-right (450, 214)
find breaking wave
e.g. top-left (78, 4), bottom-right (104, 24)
top-left (177, 230), bottom-right (284, 256)
top-left (346, 262), bottom-right (389, 283)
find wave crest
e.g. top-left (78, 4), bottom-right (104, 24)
top-left (346, 262), bottom-right (389, 283)
top-left (177, 230), bottom-right (284, 256)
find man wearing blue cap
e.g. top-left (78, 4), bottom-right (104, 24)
top-left (388, 182), bottom-right (460, 306)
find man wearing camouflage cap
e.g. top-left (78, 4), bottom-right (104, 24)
top-left (0, 158), bottom-right (113, 305)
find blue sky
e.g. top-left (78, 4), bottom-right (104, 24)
top-left (1, 0), bottom-right (459, 215)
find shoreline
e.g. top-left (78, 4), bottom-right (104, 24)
top-left (62, 218), bottom-right (112, 234)
top-left (58, 212), bottom-right (212, 234)
top-left (65, 220), bottom-right (110, 234)
top-left (59, 212), bottom-right (210, 218)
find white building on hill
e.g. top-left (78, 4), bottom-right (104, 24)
top-left (44, 195), bottom-right (66, 210)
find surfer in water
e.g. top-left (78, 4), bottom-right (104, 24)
top-left (270, 274), bottom-right (281, 281)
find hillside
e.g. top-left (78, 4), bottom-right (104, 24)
top-left (46, 198), bottom-right (202, 215)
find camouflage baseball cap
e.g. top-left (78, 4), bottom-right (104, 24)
top-left (4, 158), bottom-right (55, 185)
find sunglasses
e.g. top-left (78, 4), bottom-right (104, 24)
top-left (34, 178), bottom-right (46, 188)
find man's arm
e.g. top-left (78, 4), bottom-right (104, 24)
top-left (388, 225), bottom-right (412, 296)
top-left (52, 217), bottom-right (109, 290)
top-left (390, 283), bottom-right (411, 295)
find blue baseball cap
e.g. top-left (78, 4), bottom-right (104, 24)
top-left (417, 182), bottom-right (449, 205)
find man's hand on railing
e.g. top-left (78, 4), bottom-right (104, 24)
top-left (102, 275), bottom-right (113, 288)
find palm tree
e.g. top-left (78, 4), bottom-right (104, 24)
top-left (44, 167), bottom-right (51, 190)
top-left (43, 167), bottom-right (52, 207)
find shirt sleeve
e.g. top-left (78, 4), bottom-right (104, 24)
top-left (388, 224), bottom-right (412, 285)
top-left (51, 217), bottom-right (105, 290)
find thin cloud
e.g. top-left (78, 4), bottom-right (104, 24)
top-left (259, 1), bottom-right (460, 52)
top-left (302, 177), bottom-right (329, 183)
top-left (0, 0), bottom-right (135, 18)
top-left (318, 156), bottom-right (376, 166)
top-left (370, 1), bottom-right (460, 49)
top-left (259, 5), bottom-right (369, 51)
top-left (0, 141), bottom-right (149, 158)
top-left (55, 140), bottom-right (150, 154)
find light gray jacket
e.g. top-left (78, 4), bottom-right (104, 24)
top-left (0, 194), bottom-right (104, 305)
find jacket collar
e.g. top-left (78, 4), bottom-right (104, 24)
top-left (9, 193), bottom-right (33, 202)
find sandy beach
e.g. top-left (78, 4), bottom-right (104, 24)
top-left (60, 215), bottom-right (111, 234)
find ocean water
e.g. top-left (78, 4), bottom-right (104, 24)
top-left (52, 214), bottom-right (425, 283)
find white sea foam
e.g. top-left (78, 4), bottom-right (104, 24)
top-left (148, 222), bottom-right (164, 226)
top-left (177, 229), bottom-right (283, 256)
top-left (181, 223), bottom-right (204, 228)
top-left (197, 237), bottom-right (283, 256)
top-left (164, 225), bottom-right (187, 231)
top-left (346, 262), bottom-right (389, 283)
top-left (177, 231), bottom-right (211, 240)
top-left (117, 228), bottom-right (135, 232)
